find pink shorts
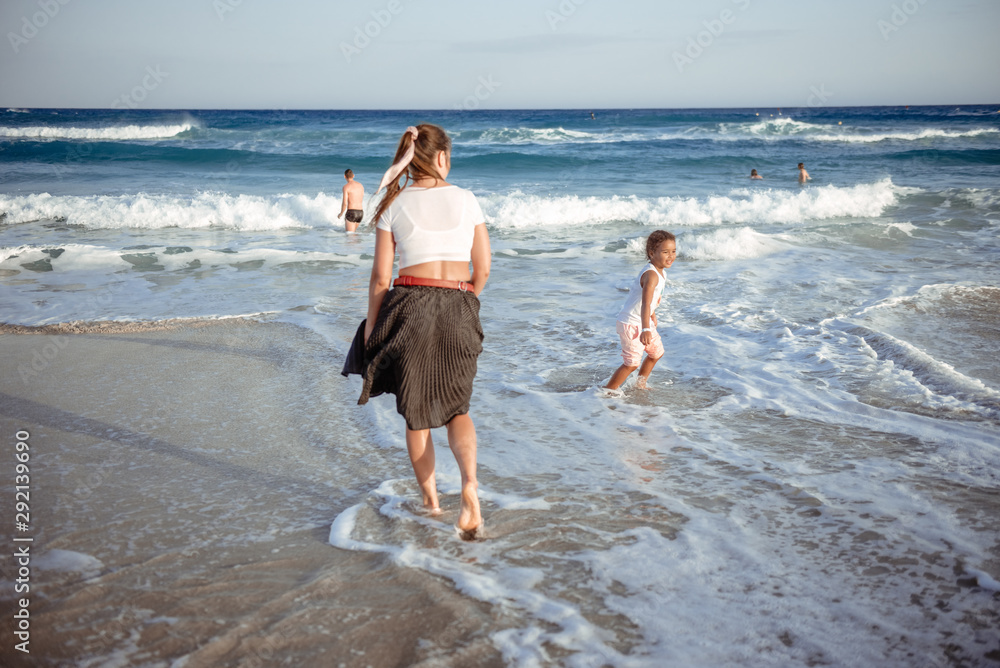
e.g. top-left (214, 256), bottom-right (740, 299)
top-left (617, 321), bottom-right (664, 367)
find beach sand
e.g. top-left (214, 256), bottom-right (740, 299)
top-left (0, 321), bottom-right (507, 667)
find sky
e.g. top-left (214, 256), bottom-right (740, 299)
top-left (1, 0), bottom-right (998, 109)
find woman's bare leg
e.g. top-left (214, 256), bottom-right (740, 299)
top-left (405, 428), bottom-right (439, 512)
top-left (446, 413), bottom-right (481, 536)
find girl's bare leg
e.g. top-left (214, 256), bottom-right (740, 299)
top-left (405, 428), bottom-right (439, 512)
top-left (446, 413), bottom-right (482, 536)
top-left (635, 355), bottom-right (661, 389)
top-left (605, 364), bottom-right (638, 390)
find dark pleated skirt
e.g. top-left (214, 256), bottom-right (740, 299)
top-left (342, 285), bottom-right (483, 431)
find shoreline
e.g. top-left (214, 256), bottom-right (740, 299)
top-left (0, 314), bottom-right (271, 336)
top-left (0, 320), bottom-right (507, 666)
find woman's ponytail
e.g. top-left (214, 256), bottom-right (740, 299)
top-left (372, 124), bottom-right (451, 227)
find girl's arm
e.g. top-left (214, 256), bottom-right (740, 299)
top-left (365, 227), bottom-right (395, 343)
top-left (639, 270), bottom-right (658, 345)
top-left (470, 223), bottom-right (491, 297)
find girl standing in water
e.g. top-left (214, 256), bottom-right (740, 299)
top-left (605, 231), bottom-right (676, 390)
top-left (347, 124), bottom-right (490, 540)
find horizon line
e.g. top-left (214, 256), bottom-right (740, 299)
top-left (4, 104), bottom-right (1000, 113)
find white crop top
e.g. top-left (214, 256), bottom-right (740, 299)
top-left (375, 185), bottom-right (485, 269)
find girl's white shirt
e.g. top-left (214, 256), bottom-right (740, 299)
top-left (617, 262), bottom-right (666, 326)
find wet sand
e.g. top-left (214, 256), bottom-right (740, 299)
top-left (0, 321), bottom-right (507, 667)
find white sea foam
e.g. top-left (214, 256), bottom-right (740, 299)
top-left (949, 187), bottom-right (1000, 210)
top-left (0, 181), bottom-right (901, 232)
top-left (811, 127), bottom-right (1000, 143)
top-left (0, 243), bottom-right (365, 275)
top-left (855, 283), bottom-right (998, 318)
top-left (885, 221), bottom-right (917, 236)
top-left (716, 117), bottom-right (1000, 143)
top-left (482, 179), bottom-right (902, 229)
top-left (34, 549), bottom-right (104, 579)
top-left (729, 117), bottom-right (828, 137)
top-left (331, 479), bottom-right (638, 666)
top-left (846, 284), bottom-right (1000, 413)
top-left (0, 123), bottom-right (195, 140)
top-left (0, 192), bottom-right (344, 230)
top-left (1, 243), bottom-right (133, 272)
top-left (454, 119), bottom-right (999, 146)
top-left (850, 323), bottom-right (1000, 414)
top-left (459, 126), bottom-right (601, 145)
top-left (966, 568), bottom-right (1000, 592)
top-left (329, 358), bottom-right (1000, 666)
top-left (682, 227), bottom-right (792, 260)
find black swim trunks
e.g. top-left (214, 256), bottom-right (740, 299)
top-left (345, 209), bottom-right (363, 223)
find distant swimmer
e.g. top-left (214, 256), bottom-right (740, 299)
top-left (798, 162), bottom-right (811, 183)
top-left (337, 169), bottom-right (365, 232)
top-left (590, 112), bottom-right (596, 120)
top-left (750, 169), bottom-right (763, 180)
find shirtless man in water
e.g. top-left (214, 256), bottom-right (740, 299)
top-left (337, 169), bottom-right (365, 232)
top-left (798, 162), bottom-right (811, 183)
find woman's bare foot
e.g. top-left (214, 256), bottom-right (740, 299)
top-left (456, 483), bottom-right (482, 541)
top-left (457, 524), bottom-right (484, 541)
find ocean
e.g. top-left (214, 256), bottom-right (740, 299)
top-left (1, 106), bottom-right (999, 666)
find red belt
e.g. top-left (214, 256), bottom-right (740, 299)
top-left (393, 275), bottom-right (473, 292)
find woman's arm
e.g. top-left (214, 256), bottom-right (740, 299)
top-left (365, 227), bottom-right (395, 342)
top-left (470, 223), bottom-right (491, 297)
